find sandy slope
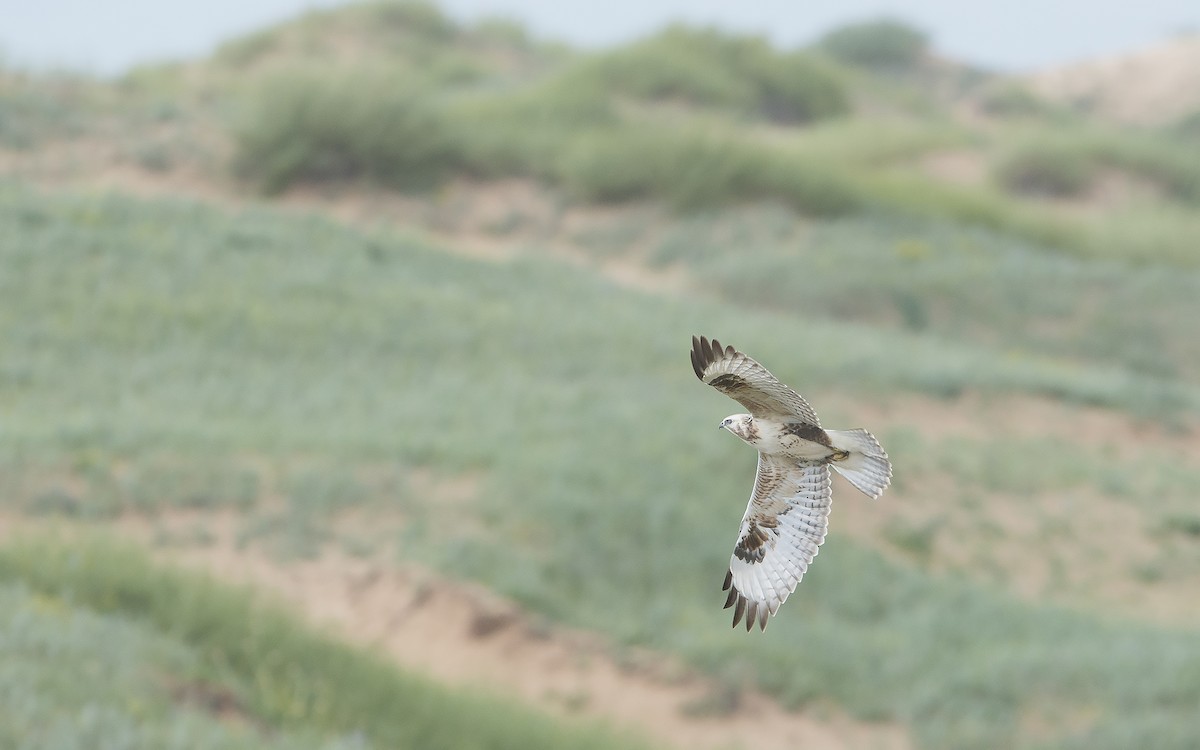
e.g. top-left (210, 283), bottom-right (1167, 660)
top-left (105, 513), bottom-right (910, 750)
top-left (1025, 35), bottom-right (1200, 125)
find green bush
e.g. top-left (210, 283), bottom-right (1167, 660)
top-left (859, 172), bottom-right (1086, 251)
top-left (1093, 135), bottom-right (1200, 204)
top-left (228, 55), bottom-right (848, 208)
top-left (993, 133), bottom-right (1200, 205)
top-left (747, 50), bottom-right (851, 123)
top-left (446, 79), bottom-right (618, 179)
top-left (1172, 109), bottom-right (1200, 139)
top-left (994, 145), bottom-right (1097, 198)
top-left (232, 67), bottom-right (458, 194)
top-left (213, 29), bottom-right (279, 67)
top-left (0, 75), bottom-right (94, 149)
top-left (556, 126), bottom-right (862, 215)
top-left (976, 83), bottom-right (1059, 119)
top-left (214, 1), bottom-right (460, 70)
top-left (817, 18), bottom-right (930, 70)
top-left (356, 0), bottom-right (458, 42)
top-left (575, 26), bottom-right (750, 109)
top-left (213, 0), bottom-right (539, 85)
top-left (569, 25), bottom-right (849, 123)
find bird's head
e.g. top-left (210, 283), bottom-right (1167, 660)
top-left (719, 414), bottom-right (757, 443)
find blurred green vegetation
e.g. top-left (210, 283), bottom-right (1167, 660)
top-left (1172, 107), bottom-right (1200, 139)
top-left (994, 129), bottom-right (1200, 203)
top-left (231, 67), bottom-right (460, 194)
top-left (994, 143), bottom-right (1098, 198)
top-left (206, 1), bottom-right (1200, 265)
top-left (644, 209), bottom-right (1200, 383)
top-left (0, 71), bottom-right (107, 148)
top-left (2, 186), bottom-right (1199, 749)
top-left (0, 581), bottom-right (346, 749)
top-left (973, 82), bottom-right (1065, 120)
top-left (0, 535), bottom-right (646, 750)
top-left (562, 26), bottom-right (851, 123)
top-left (210, 0), bottom-right (562, 80)
top-left (555, 127), bottom-right (863, 214)
top-left (815, 18), bottom-right (930, 70)
top-left (9, 0), bottom-right (1196, 264)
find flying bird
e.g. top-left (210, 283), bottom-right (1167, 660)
top-left (691, 336), bottom-right (891, 631)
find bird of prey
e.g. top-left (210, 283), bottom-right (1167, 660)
top-left (691, 336), bottom-right (891, 631)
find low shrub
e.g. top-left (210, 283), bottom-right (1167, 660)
top-left (994, 145), bottom-right (1096, 198)
top-left (231, 67), bottom-right (459, 194)
top-left (994, 132), bottom-right (1200, 205)
top-left (817, 18), bottom-right (930, 70)
top-left (1172, 108), bottom-right (1200, 140)
top-left (569, 25), bottom-right (850, 124)
top-left (446, 79), bottom-right (618, 179)
top-left (976, 83), bottom-right (1060, 119)
top-left (556, 126), bottom-right (862, 215)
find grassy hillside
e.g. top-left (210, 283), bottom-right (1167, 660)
top-left (2, 185), bottom-right (1199, 749)
top-left (3, 2), bottom-right (1200, 748)
top-left (202, 4), bottom-right (1200, 264)
top-left (644, 207), bottom-right (1200, 385)
top-left (0, 533), bottom-right (646, 749)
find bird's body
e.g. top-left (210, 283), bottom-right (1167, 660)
top-left (719, 414), bottom-right (845, 462)
top-left (691, 336), bottom-right (892, 631)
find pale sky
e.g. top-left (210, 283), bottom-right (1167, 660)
top-left (2, 0), bottom-right (1198, 76)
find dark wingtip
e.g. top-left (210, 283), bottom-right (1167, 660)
top-left (693, 335), bottom-right (735, 381)
top-left (690, 336), bottom-right (705, 380)
top-left (723, 587), bottom-right (738, 609)
top-left (723, 573), bottom-right (771, 632)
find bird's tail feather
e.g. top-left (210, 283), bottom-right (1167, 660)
top-left (826, 429), bottom-right (891, 499)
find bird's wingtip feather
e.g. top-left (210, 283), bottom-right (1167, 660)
top-left (723, 574), bottom-right (775, 633)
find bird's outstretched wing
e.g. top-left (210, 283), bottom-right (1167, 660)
top-left (691, 335), bottom-right (821, 425)
top-left (723, 454), bottom-right (832, 631)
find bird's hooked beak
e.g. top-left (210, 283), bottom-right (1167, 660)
top-left (718, 418), bottom-right (730, 430)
